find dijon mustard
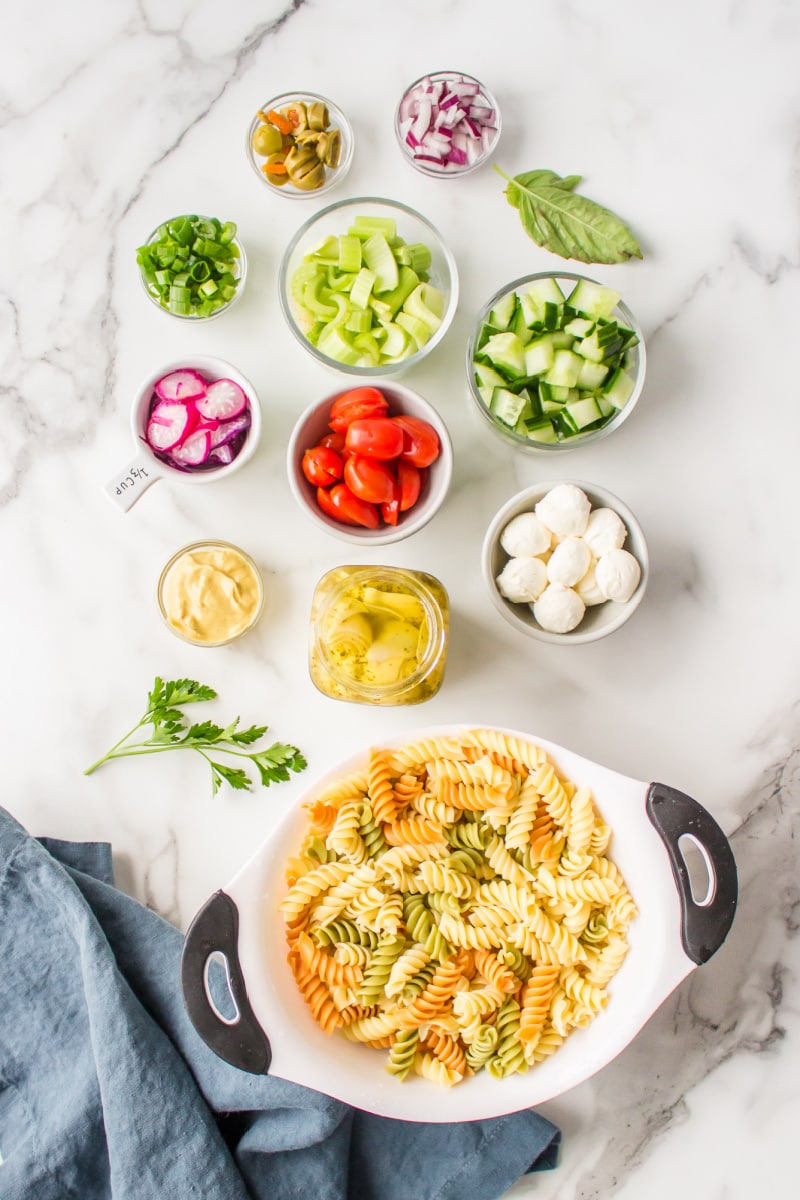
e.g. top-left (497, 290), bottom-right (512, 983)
top-left (158, 541), bottom-right (263, 646)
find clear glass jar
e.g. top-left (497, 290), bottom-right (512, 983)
top-left (309, 565), bottom-right (449, 705)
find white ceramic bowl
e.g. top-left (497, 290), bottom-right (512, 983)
top-left (482, 481), bottom-right (649, 644)
top-left (278, 196), bottom-right (459, 378)
top-left (287, 381), bottom-right (453, 546)
top-left (245, 91), bottom-right (354, 199)
top-left (105, 355), bottom-right (262, 512)
top-left (467, 271), bottom-right (646, 453)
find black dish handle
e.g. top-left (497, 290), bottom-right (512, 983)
top-left (646, 782), bottom-right (738, 965)
top-left (180, 890), bottom-right (272, 1074)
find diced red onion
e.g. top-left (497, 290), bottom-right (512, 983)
top-left (398, 72), bottom-right (499, 173)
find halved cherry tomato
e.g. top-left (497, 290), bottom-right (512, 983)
top-left (397, 460), bottom-right (422, 512)
top-left (318, 431), bottom-right (346, 453)
top-left (343, 454), bottom-right (397, 505)
top-left (382, 491), bottom-right (400, 526)
top-left (316, 483), bottom-right (380, 529)
top-left (392, 415), bottom-right (441, 468)
top-left (328, 387), bottom-right (389, 433)
top-left (344, 417), bottom-right (404, 460)
top-left (301, 445), bottom-right (342, 487)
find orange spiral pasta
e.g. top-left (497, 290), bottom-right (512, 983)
top-left (281, 730), bottom-right (637, 1086)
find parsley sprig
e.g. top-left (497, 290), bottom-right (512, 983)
top-left (84, 677), bottom-right (307, 795)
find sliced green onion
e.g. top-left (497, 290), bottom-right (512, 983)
top-left (136, 214), bottom-right (242, 318)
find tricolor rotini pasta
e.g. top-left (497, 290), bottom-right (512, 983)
top-left (279, 730), bottom-right (637, 1087)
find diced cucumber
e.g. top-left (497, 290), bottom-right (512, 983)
top-left (523, 337), bottom-right (555, 377)
top-left (488, 291), bottom-right (517, 330)
top-left (565, 395), bottom-right (603, 429)
top-left (566, 279), bottom-right (621, 320)
top-left (564, 316), bottom-right (595, 339)
top-left (482, 331), bottom-right (528, 378)
top-left (576, 358), bottom-right (609, 390)
top-left (525, 419), bottom-right (559, 444)
top-left (521, 277), bottom-right (566, 322)
top-left (474, 362), bottom-right (508, 390)
top-left (490, 387), bottom-right (528, 428)
top-left (603, 367), bottom-right (636, 409)
top-left (473, 277), bottom-right (639, 444)
top-left (543, 349), bottom-right (583, 389)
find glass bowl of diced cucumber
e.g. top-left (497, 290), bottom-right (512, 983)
top-left (278, 196), bottom-right (459, 377)
top-left (466, 272), bottom-right (646, 451)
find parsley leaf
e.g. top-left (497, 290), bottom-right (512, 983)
top-left (84, 678), bottom-right (306, 797)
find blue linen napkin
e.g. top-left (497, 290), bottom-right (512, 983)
top-left (0, 805), bottom-right (560, 1199)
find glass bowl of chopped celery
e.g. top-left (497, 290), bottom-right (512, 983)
top-left (136, 214), bottom-right (247, 320)
top-left (466, 272), bottom-right (646, 452)
top-left (395, 70), bottom-right (501, 177)
top-left (278, 196), bottom-right (459, 377)
top-left (246, 91), bottom-right (354, 199)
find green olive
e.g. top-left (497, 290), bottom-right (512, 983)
top-left (321, 129), bottom-right (341, 168)
top-left (285, 145), bottom-right (326, 190)
top-left (263, 150), bottom-right (290, 186)
top-left (252, 122), bottom-right (283, 157)
top-left (306, 102), bottom-right (330, 132)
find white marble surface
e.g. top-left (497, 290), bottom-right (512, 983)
top-left (2, 0), bottom-right (799, 1194)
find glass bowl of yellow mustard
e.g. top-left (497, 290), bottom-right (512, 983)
top-left (309, 565), bottom-right (449, 705)
top-left (157, 540), bottom-right (264, 647)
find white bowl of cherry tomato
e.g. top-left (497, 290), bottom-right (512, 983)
top-left (286, 382), bottom-right (453, 545)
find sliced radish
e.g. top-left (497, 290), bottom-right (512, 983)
top-left (154, 369), bottom-right (207, 403)
top-left (195, 378), bottom-right (248, 421)
top-left (168, 428), bottom-right (211, 467)
top-left (146, 400), bottom-right (196, 451)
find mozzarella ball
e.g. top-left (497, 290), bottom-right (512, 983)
top-left (499, 512), bottom-right (552, 558)
top-left (583, 507), bottom-right (628, 557)
top-left (496, 556), bottom-right (548, 603)
top-left (532, 584), bottom-right (586, 633)
top-left (535, 483), bottom-right (591, 538)
top-left (595, 549), bottom-right (642, 603)
top-left (574, 561), bottom-right (606, 606)
top-left (546, 537), bottom-right (592, 587)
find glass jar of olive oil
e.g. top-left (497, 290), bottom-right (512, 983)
top-left (309, 566), bottom-right (449, 705)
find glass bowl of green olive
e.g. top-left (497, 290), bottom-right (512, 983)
top-left (246, 92), bottom-right (354, 198)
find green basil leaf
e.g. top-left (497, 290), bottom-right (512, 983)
top-left (497, 167), bottom-right (643, 265)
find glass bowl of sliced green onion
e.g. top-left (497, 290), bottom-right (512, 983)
top-left (466, 272), bottom-right (646, 452)
top-left (136, 214), bottom-right (247, 320)
top-left (278, 196), bottom-right (459, 378)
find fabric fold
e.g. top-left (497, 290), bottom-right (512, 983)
top-left (0, 806), bottom-right (560, 1200)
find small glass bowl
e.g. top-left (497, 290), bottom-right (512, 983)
top-left (157, 540), bottom-right (264, 647)
top-left (246, 91), bottom-right (354, 199)
top-left (466, 271), bottom-right (646, 453)
top-left (395, 70), bottom-right (501, 178)
top-left (279, 195), bottom-right (459, 378)
top-left (309, 565), bottom-right (449, 705)
top-left (137, 215), bottom-right (247, 321)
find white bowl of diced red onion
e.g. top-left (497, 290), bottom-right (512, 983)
top-left (133, 355), bottom-right (261, 481)
top-left (394, 71), bottom-right (501, 177)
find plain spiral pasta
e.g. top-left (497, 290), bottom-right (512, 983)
top-left (280, 730), bottom-right (638, 1087)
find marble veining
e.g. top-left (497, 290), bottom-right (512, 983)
top-left (2, 0), bottom-right (799, 1195)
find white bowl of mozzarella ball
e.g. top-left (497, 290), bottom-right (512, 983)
top-left (482, 481), bottom-right (648, 643)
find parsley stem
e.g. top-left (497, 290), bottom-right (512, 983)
top-left (83, 720), bottom-right (150, 775)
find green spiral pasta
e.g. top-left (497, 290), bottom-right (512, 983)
top-left (386, 1029), bottom-right (419, 1080)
